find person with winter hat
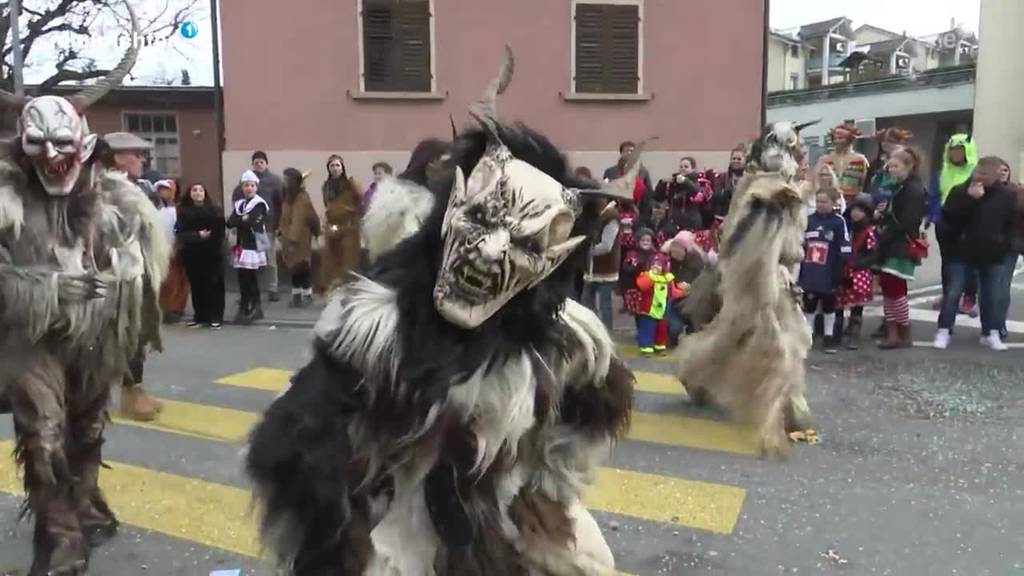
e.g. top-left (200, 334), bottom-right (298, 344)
top-left (635, 252), bottom-right (687, 356)
top-left (227, 169), bottom-right (271, 324)
top-left (837, 193), bottom-right (878, 349)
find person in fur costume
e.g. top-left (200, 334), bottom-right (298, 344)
top-left (0, 5), bottom-right (171, 573)
top-left (244, 46), bottom-right (641, 575)
top-left (676, 121), bottom-right (818, 452)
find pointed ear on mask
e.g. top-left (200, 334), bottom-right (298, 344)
top-left (80, 133), bottom-right (98, 163)
top-left (528, 235), bottom-right (585, 289)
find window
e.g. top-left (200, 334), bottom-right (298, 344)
top-left (789, 73), bottom-right (800, 90)
top-left (123, 112), bottom-right (180, 177)
top-left (360, 0), bottom-right (433, 93)
top-left (573, 1), bottom-right (642, 94)
top-left (790, 44), bottom-right (799, 58)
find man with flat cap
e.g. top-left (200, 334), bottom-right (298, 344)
top-left (99, 132), bottom-right (166, 422)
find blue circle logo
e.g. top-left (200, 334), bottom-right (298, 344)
top-left (180, 21), bottom-right (198, 39)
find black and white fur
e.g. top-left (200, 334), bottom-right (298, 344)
top-left (245, 124), bottom-right (633, 575)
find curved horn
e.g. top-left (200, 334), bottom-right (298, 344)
top-left (573, 136), bottom-right (659, 201)
top-left (794, 119), bottom-right (822, 133)
top-left (468, 44), bottom-right (514, 141)
top-left (70, 0), bottom-right (141, 111)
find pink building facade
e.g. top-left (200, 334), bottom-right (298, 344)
top-left (219, 0), bottom-right (766, 206)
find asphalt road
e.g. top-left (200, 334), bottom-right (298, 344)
top-left (1, 290), bottom-right (1022, 575)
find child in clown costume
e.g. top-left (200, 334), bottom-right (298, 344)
top-left (636, 252), bottom-right (687, 355)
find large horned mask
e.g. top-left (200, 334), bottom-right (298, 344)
top-left (753, 120), bottom-right (819, 182)
top-left (433, 46), bottom-right (647, 329)
top-left (1, 1), bottom-right (139, 196)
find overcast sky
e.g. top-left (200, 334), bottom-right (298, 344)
top-left (770, 0), bottom-right (981, 37)
top-left (19, 0), bottom-right (984, 89)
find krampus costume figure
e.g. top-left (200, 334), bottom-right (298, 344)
top-left (676, 121), bottom-right (817, 453)
top-left (0, 6), bottom-right (170, 574)
top-left (245, 47), bottom-right (638, 575)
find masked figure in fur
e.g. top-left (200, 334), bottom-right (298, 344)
top-left (676, 121), bottom-right (817, 453)
top-left (0, 5), bottom-right (170, 574)
top-left (245, 47), bottom-right (639, 575)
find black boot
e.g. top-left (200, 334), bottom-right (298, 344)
top-left (251, 297), bottom-right (264, 321)
top-left (233, 298), bottom-right (247, 324)
top-left (823, 335), bottom-right (839, 354)
top-left (289, 293), bottom-right (302, 308)
top-left (846, 317), bottom-right (863, 350)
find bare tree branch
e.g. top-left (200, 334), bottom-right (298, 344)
top-left (38, 67), bottom-right (109, 91)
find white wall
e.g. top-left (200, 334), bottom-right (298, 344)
top-left (973, 0), bottom-right (1024, 176)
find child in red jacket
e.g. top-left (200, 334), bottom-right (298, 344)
top-left (635, 253), bottom-right (687, 356)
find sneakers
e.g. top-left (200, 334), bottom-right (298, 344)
top-left (186, 320), bottom-right (202, 328)
top-left (980, 333), bottom-right (1008, 352)
top-left (209, 323), bottom-right (223, 330)
top-left (959, 296), bottom-right (978, 318)
top-left (933, 329), bottom-right (951, 350)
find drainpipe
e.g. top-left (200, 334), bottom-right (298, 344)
top-left (760, 0), bottom-right (769, 127)
top-left (209, 0), bottom-right (225, 208)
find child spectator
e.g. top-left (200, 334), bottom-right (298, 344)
top-left (621, 228), bottom-right (656, 325)
top-left (837, 193), bottom-right (878, 349)
top-left (635, 253), bottom-right (686, 356)
top-left (227, 170), bottom-right (270, 324)
top-left (617, 199), bottom-right (639, 253)
top-left (799, 188), bottom-right (851, 353)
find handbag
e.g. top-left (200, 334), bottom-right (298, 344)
top-left (906, 232), bottom-right (929, 260)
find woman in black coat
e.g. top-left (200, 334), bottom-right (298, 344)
top-left (176, 183), bottom-right (226, 328)
top-left (874, 148), bottom-right (928, 348)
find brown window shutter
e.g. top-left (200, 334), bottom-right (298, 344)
top-left (574, 3), bottom-right (639, 94)
top-left (363, 0), bottom-right (431, 92)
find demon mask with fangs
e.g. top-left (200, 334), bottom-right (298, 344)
top-left (432, 46), bottom-right (648, 329)
top-left (0, 1), bottom-right (140, 196)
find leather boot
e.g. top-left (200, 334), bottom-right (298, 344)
top-left (119, 385), bottom-right (157, 422)
top-left (251, 298), bottom-right (264, 321)
top-left (289, 292), bottom-right (302, 308)
top-left (897, 323), bottom-right (913, 347)
top-left (845, 317), bottom-right (863, 350)
top-left (879, 321), bottom-right (911, 349)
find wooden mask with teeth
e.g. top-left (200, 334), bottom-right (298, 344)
top-left (433, 46), bottom-right (645, 328)
top-left (0, 0), bottom-right (140, 196)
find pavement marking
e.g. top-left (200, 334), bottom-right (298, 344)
top-left (0, 441), bottom-right (261, 560)
top-left (215, 365), bottom-right (688, 398)
top-left (112, 398), bottom-right (258, 444)
top-left (128, 394), bottom-right (755, 455)
top-left (0, 440), bottom-right (744, 549)
top-left (630, 411), bottom-right (759, 456)
top-left (587, 467), bottom-right (746, 535)
top-left (633, 371), bottom-right (687, 397)
top-left (214, 367), bottom-right (292, 392)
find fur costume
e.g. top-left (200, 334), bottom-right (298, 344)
top-left (245, 47), bottom-right (639, 575)
top-left (676, 122), bottom-right (816, 453)
top-left (0, 5), bottom-right (170, 574)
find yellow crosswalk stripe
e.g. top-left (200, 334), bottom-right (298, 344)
top-left (0, 441), bottom-right (259, 559)
top-left (112, 399), bottom-right (258, 443)
top-left (113, 396), bottom-right (756, 455)
top-left (1, 439), bottom-right (743, 551)
top-left (588, 468), bottom-right (745, 534)
top-left (215, 367), bottom-right (292, 392)
top-left (215, 367), bottom-right (687, 397)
